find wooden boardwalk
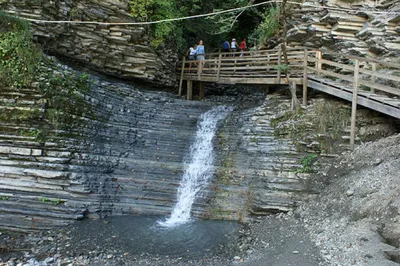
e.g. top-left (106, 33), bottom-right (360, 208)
top-left (177, 47), bottom-right (400, 148)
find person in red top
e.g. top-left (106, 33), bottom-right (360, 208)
top-left (240, 38), bottom-right (247, 57)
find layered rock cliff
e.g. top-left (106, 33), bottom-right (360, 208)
top-left (267, 0), bottom-right (400, 59)
top-left (0, 0), bottom-right (177, 86)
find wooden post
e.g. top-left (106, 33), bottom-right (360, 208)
top-left (291, 81), bottom-right (297, 111)
top-left (197, 60), bottom-right (203, 80)
top-left (303, 49), bottom-right (308, 105)
top-left (277, 46), bottom-right (282, 84)
top-left (216, 54), bottom-right (222, 82)
top-left (199, 82), bottom-right (205, 100)
top-left (350, 59), bottom-right (360, 150)
top-left (178, 56), bottom-right (186, 96)
top-left (234, 57), bottom-right (237, 74)
top-left (187, 80), bottom-right (193, 100)
top-left (371, 62), bottom-right (376, 93)
top-left (316, 50), bottom-right (322, 76)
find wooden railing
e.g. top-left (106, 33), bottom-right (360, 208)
top-left (178, 47), bottom-right (310, 95)
top-left (307, 49), bottom-right (400, 148)
top-left (177, 46), bottom-right (400, 149)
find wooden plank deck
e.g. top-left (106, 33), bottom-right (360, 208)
top-left (177, 47), bottom-right (400, 148)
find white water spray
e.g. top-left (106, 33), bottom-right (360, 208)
top-left (159, 106), bottom-right (233, 227)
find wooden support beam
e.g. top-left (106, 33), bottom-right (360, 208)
top-left (199, 82), bottom-right (205, 100)
top-left (178, 56), bottom-right (186, 96)
top-left (350, 59), bottom-right (360, 150)
top-left (371, 62), bottom-right (376, 94)
top-left (197, 60), bottom-right (203, 80)
top-left (292, 81), bottom-right (297, 111)
top-left (216, 54), bottom-right (222, 82)
top-left (316, 50), bottom-right (322, 76)
top-left (187, 80), bottom-right (193, 100)
top-left (277, 46), bottom-right (282, 84)
top-left (303, 49), bottom-right (308, 105)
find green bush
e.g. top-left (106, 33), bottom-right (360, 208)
top-left (0, 12), bottom-right (41, 88)
top-left (249, 7), bottom-right (279, 45)
top-left (130, 0), bottom-right (182, 49)
top-left (296, 153), bottom-right (317, 173)
top-left (0, 13), bottom-right (94, 139)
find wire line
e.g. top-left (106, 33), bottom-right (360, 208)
top-left (3, 0), bottom-right (399, 26)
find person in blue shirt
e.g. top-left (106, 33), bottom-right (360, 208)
top-left (195, 40), bottom-right (205, 66)
top-left (223, 40), bottom-right (230, 53)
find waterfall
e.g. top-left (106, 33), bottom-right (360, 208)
top-left (159, 106), bottom-right (233, 227)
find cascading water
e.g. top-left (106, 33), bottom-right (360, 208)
top-left (159, 106), bottom-right (233, 227)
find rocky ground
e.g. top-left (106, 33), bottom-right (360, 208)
top-left (1, 132), bottom-right (399, 266)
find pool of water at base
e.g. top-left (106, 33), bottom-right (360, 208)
top-left (66, 215), bottom-right (241, 259)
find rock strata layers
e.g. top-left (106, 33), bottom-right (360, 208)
top-left (0, 65), bottom-right (214, 231)
top-left (274, 0), bottom-right (400, 58)
top-left (0, 0), bottom-right (176, 86)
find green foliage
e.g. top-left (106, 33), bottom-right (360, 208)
top-left (296, 153), bottom-right (317, 173)
top-left (39, 197), bottom-right (50, 203)
top-left (38, 66), bottom-right (94, 130)
top-left (204, 0), bottom-right (252, 35)
top-left (275, 64), bottom-right (289, 71)
top-left (20, 128), bottom-right (43, 139)
top-left (129, 0), bottom-right (265, 52)
top-left (0, 196), bottom-right (9, 200)
top-left (130, 0), bottom-right (151, 21)
top-left (0, 12), bottom-right (41, 88)
top-left (249, 7), bottom-right (279, 45)
top-left (0, 108), bottom-right (42, 122)
top-left (130, 0), bottom-right (181, 49)
top-left (39, 197), bottom-right (62, 205)
top-left (0, 14), bottom-right (94, 141)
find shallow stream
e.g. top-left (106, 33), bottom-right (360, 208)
top-left (65, 215), bottom-right (240, 259)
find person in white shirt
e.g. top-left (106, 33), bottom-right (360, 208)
top-left (231, 38), bottom-right (238, 56)
top-left (188, 44), bottom-right (197, 70)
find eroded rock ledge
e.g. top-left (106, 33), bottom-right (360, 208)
top-left (0, 0), bottom-right (177, 86)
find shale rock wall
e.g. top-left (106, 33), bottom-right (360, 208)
top-left (269, 0), bottom-right (400, 58)
top-left (0, 0), bottom-right (176, 86)
top-left (0, 63), bottom-right (214, 231)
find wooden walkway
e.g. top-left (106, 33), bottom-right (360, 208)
top-left (177, 47), bottom-right (400, 148)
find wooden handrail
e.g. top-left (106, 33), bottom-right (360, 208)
top-left (178, 46), bottom-right (400, 100)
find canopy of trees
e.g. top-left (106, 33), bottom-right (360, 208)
top-left (130, 0), bottom-right (278, 53)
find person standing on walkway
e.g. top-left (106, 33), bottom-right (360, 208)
top-left (188, 44), bottom-right (197, 70)
top-left (195, 40), bottom-right (205, 66)
top-left (223, 40), bottom-right (230, 54)
top-left (231, 38), bottom-right (238, 56)
top-left (240, 38), bottom-right (247, 57)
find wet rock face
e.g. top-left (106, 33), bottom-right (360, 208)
top-left (0, 72), bottom-right (214, 230)
top-left (207, 94), bottom-right (316, 218)
top-left (0, 0), bottom-right (176, 86)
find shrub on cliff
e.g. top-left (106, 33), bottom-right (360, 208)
top-left (0, 12), bottom-right (94, 138)
top-left (0, 12), bottom-right (41, 88)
